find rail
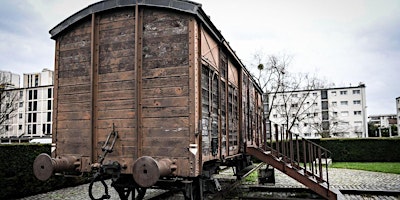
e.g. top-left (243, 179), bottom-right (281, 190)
top-left (267, 124), bottom-right (331, 191)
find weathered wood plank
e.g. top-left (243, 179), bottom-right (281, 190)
top-left (97, 99), bottom-right (135, 110)
top-left (143, 137), bottom-right (187, 148)
top-left (99, 41), bottom-right (135, 55)
top-left (142, 86), bottom-right (188, 98)
top-left (58, 93), bottom-right (91, 104)
top-left (58, 102), bottom-right (91, 112)
top-left (57, 120), bottom-right (91, 129)
top-left (142, 147), bottom-right (188, 157)
top-left (97, 119), bottom-right (135, 129)
top-left (57, 111), bottom-right (91, 121)
top-left (142, 66), bottom-right (188, 79)
top-left (142, 117), bottom-right (189, 128)
top-left (98, 80), bottom-right (135, 92)
top-left (142, 107), bottom-right (188, 118)
top-left (142, 96), bottom-right (188, 108)
top-left (98, 69), bottom-right (135, 82)
top-left (142, 58), bottom-right (188, 69)
top-left (58, 76), bottom-right (90, 86)
top-left (59, 33), bottom-right (91, 51)
top-left (97, 109), bottom-right (135, 120)
top-left (56, 129), bottom-right (91, 139)
top-left (98, 89), bottom-right (135, 101)
top-left (143, 127), bottom-right (189, 138)
top-left (99, 8), bottom-right (135, 25)
top-left (99, 28), bottom-right (135, 43)
top-left (142, 75), bottom-right (188, 89)
top-left (58, 62), bottom-right (90, 73)
top-left (58, 84), bottom-right (91, 95)
top-left (142, 34), bottom-right (188, 62)
top-left (58, 68), bottom-right (90, 78)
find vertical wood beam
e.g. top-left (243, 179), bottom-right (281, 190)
top-left (90, 13), bottom-right (99, 163)
top-left (188, 18), bottom-right (197, 176)
top-left (52, 40), bottom-right (60, 158)
top-left (135, 4), bottom-right (143, 158)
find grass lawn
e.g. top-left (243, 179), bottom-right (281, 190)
top-left (330, 162), bottom-right (400, 174)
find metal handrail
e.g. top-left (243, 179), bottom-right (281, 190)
top-left (266, 124), bottom-right (331, 192)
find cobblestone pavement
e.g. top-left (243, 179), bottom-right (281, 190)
top-left (19, 168), bottom-right (400, 200)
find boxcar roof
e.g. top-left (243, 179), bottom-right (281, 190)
top-left (49, 0), bottom-right (263, 94)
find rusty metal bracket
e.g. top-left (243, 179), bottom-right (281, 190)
top-left (98, 124), bottom-right (118, 164)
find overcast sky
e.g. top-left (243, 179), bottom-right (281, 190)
top-left (1, 0), bottom-right (399, 115)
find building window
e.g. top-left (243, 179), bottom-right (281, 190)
top-left (47, 112), bottom-right (51, 122)
top-left (35, 75), bottom-right (39, 87)
top-left (19, 113), bottom-right (22, 119)
top-left (47, 124), bottom-right (51, 134)
top-left (28, 113), bottom-right (32, 122)
top-left (291, 103), bottom-right (298, 108)
top-left (322, 101), bottom-right (328, 110)
top-left (19, 125), bottom-right (22, 130)
top-left (19, 91), bottom-right (23, 98)
top-left (292, 94), bottom-right (298, 98)
top-left (33, 113), bottom-right (37, 123)
top-left (33, 90), bottom-right (38, 99)
top-left (33, 101), bottom-right (37, 111)
top-left (322, 111), bottom-right (329, 120)
top-left (353, 90), bottom-right (360, 94)
top-left (28, 90), bottom-right (32, 100)
top-left (332, 101), bottom-right (337, 106)
top-left (353, 100), bottom-right (361, 104)
top-left (48, 88), bottom-right (52, 98)
top-left (47, 100), bottom-right (51, 110)
top-left (331, 91), bottom-right (337, 96)
top-left (321, 90), bottom-right (328, 99)
top-left (340, 101), bottom-right (348, 105)
top-left (341, 111), bottom-right (349, 116)
top-left (333, 112), bottom-right (338, 117)
top-left (273, 114), bottom-right (277, 118)
top-left (340, 90), bottom-right (347, 95)
top-left (322, 121), bottom-right (329, 130)
top-left (354, 111), bottom-right (362, 115)
top-left (312, 92), bottom-right (317, 97)
top-left (19, 102), bottom-right (23, 107)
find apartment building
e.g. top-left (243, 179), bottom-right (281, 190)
top-left (397, 97), bottom-right (400, 134)
top-left (267, 83), bottom-right (367, 138)
top-left (0, 69), bottom-right (53, 143)
top-left (368, 114), bottom-right (397, 137)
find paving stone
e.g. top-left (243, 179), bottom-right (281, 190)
top-left (18, 168), bottom-right (400, 200)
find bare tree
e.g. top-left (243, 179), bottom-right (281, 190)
top-left (0, 74), bottom-right (19, 137)
top-left (250, 51), bottom-right (328, 138)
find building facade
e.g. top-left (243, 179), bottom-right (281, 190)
top-left (397, 97), bottom-right (400, 134)
top-left (368, 114), bottom-right (398, 137)
top-left (267, 83), bottom-right (367, 138)
top-left (0, 69), bottom-right (53, 143)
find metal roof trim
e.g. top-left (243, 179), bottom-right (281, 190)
top-left (49, 0), bottom-right (202, 38)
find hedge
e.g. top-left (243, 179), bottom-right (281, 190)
top-left (314, 138), bottom-right (400, 162)
top-left (0, 144), bottom-right (89, 199)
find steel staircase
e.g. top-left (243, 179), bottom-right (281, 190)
top-left (247, 126), bottom-right (344, 200)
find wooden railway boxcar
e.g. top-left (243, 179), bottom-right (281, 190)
top-left (34, 0), bottom-right (265, 199)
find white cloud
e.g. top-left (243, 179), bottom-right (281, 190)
top-left (1, 0), bottom-right (399, 115)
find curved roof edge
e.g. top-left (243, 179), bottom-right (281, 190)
top-left (50, 0), bottom-right (206, 39)
top-left (49, 0), bottom-right (263, 94)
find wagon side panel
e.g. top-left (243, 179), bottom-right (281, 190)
top-left (96, 8), bottom-right (137, 170)
top-left (141, 8), bottom-right (191, 176)
top-left (55, 18), bottom-right (92, 158)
